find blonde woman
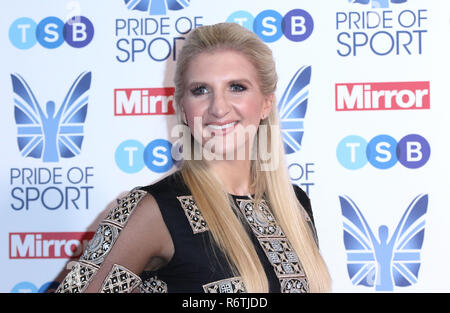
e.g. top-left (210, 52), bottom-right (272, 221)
top-left (56, 22), bottom-right (331, 293)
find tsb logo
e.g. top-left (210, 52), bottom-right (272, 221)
top-left (226, 9), bottom-right (313, 43)
top-left (336, 81), bottom-right (430, 111)
top-left (115, 139), bottom-right (174, 173)
top-left (9, 16), bottom-right (94, 49)
top-left (337, 134), bottom-right (430, 169)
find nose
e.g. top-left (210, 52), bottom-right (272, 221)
top-left (208, 91), bottom-right (231, 118)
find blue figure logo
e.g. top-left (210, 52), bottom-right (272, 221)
top-left (349, 0), bottom-right (407, 9)
top-left (124, 0), bottom-right (191, 15)
top-left (11, 72), bottom-right (91, 162)
top-left (277, 66), bottom-right (311, 155)
top-left (340, 194), bottom-right (427, 291)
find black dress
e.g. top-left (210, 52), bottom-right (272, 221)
top-left (138, 171), bottom-right (317, 293)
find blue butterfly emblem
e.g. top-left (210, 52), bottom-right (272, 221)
top-left (12, 72), bottom-right (91, 163)
top-left (277, 65), bottom-right (311, 155)
top-left (340, 194), bottom-right (427, 291)
top-left (349, 0), bottom-right (407, 8)
top-left (124, 0), bottom-right (191, 15)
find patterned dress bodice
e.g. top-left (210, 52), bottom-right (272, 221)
top-left (139, 171), bottom-right (316, 293)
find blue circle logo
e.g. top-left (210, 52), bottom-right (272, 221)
top-left (9, 17), bottom-right (37, 49)
top-left (337, 134), bottom-right (431, 170)
top-left (226, 11), bottom-right (254, 31)
top-left (366, 135), bottom-right (397, 169)
top-left (282, 9), bottom-right (314, 42)
top-left (36, 16), bottom-right (65, 49)
top-left (337, 135), bottom-right (368, 170)
top-left (253, 10), bottom-right (283, 43)
top-left (115, 139), bottom-right (174, 173)
top-left (397, 134), bottom-right (430, 169)
top-left (115, 140), bottom-right (145, 173)
top-left (226, 9), bottom-right (314, 43)
top-left (9, 16), bottom-right (94, 49)
top-left (63, 16), bottom-right (95, 48)
top-left (143, 139), bottom-right (173, 173)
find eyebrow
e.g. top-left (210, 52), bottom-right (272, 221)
top-left (187, 78), bottom-right (254, 88)
top-left (229, 78), bottom-right (254, 86)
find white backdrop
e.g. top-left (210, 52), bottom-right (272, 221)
top-left (1, 0), bottom-right (449, 293)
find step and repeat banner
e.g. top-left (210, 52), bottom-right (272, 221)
top-left (1, 0), bottom-right (449, 293)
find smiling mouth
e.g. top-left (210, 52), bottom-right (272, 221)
top-left (206, 121), bottom-right (238, 130)
top-left (205, 121), bottom-right (239, 135)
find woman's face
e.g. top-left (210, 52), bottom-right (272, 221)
top-left (180, 49), bottom-right (273, 159)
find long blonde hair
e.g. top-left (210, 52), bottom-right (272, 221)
top-left (173, 22), bottom-right (331, 292)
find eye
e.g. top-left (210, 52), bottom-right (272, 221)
top-left (190, 85), bottom-right (209, 96)
top-left (230, 83), bottom-right (246, 92)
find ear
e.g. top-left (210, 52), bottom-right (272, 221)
top-left (178, 103), bottom-right (188, 124)
top-left (261, 93), bottom-right (274, 119)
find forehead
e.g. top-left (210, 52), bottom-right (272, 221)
top-left (184, 49), bottom-right (259, 83)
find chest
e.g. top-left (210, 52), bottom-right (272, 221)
top-left (145, 194), bottom-right (308, 293)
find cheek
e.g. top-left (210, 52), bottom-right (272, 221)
top-left (238, 98), bottom-right (264, 125)
top-left (182, 101), bottom-right (207, 141)
top-left (183, 101), bottom-right (206, 124)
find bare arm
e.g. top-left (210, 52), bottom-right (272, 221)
top-left (56, 189), bottom-right (173, 293)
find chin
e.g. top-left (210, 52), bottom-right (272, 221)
top-left (202, 139), bottom-right (251, 161)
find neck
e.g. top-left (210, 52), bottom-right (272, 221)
top-left (205, 158), bottom-right (253, 196)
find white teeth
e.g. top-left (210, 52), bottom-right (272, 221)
top-left (207, 121), bottom-right (237, 130)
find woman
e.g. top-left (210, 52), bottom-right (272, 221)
top-left (56, 22), bottom-right (331, 293)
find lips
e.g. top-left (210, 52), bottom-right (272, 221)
top-left (205, 120), bottom-right (238, 135)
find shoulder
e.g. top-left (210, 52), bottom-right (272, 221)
top-left (135, 171), bottom-right (192, 231)
top-left (107, 186), bottom-right (173, 264)
top-left (109, 187), bottom-right (163, 238)
top-left (291, 184), bottom-right (314, 224)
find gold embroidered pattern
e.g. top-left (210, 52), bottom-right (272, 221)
top-left (177, 195), bottom-right (209, 234)
top-left (203, 277), bottom-right (246, 293)
top-left (56, 188), bottom-right (147, 293)
top-left (238, 200), bottom-right (284, 237)
top-left (280, 277), bottom-right (308, 293)
top-left (80, 224), bottom-right (121, 266)
top-left (236, 198), bottom-right (309, 293)
top-left (101, 264), bottom-right (141, 293)
top-left (139, 276), bottom-right (168, 293)
top-left (258, 238), bottom-right (305, 277)
top-left (56, 261), bottom-right (97, 293)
